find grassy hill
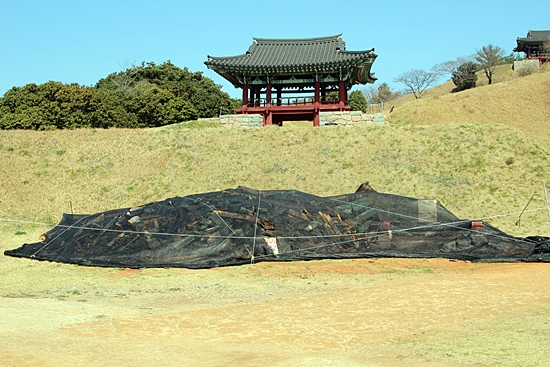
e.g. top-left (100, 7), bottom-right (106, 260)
top-left (389, 65), bottom-right (550, 149)
top-left (1, 123), bottom-right (549, 239)
top-left (1, 65), bottom-right (550, 239)
top-left (389, 63), bottom-right (521, 110)
top-left (1, 64), bottom-right (549, 367)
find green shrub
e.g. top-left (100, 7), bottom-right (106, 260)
top-left (452, 62), bottom-right (478, 91)
top-left (0, 61), bottom-right (237, 130)
top-left (348, 90), bottom-right (368, 112)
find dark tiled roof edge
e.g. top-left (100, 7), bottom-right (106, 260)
top-left (517, 30), bottom-right (550, 43)
top-left (205, 34), bottom-right (375, 70)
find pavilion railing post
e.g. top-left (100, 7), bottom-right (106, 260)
top-left (242, 83), bottom-right (249, 109)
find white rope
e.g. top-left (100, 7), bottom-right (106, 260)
top-left (251, 190), bottom-right (262, 264)
top-left (201, 203), bottom-right (253, 258)
top-left (251, 220), bottom-right (540, 261)
top-left (0, 207), bottom-right (547, 242)
top-left (201, 202), bottom-right (236, 235)
top-left (30, 215), bottom-right (92, 257)
top-left (0, 216), bottom-right (469, 241)
top-left (327, 197), bottom-right (432, 223)
top-left (1, 198), bottom-right (547, 262)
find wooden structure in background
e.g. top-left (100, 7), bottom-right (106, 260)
top-left (205, 35), bottom-right (377, 126)
top-left (514, 30), bottom-right (550, 66)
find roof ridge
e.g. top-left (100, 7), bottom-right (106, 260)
top-left (252, 34), bottom-right (343, 44)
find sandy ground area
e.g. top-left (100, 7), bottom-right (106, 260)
top-left (1, 248), bottom-right (550, 367)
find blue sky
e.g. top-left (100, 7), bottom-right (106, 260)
top-left (0, 0), bottom-right (548, 99)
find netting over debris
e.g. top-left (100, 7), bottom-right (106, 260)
top-left (5, 183), bottom-right (550, 268)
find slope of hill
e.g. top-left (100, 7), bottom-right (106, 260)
top-left (1, 123), bottom-right (548, 238)
top-left (389, 68), bottom-right (550, 149)
top-left (389, 63), bottom-right (521, 110)
top-left (2, 66), bottom-right (550, 367)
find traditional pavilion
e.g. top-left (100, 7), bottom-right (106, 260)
top-left (205, 35), bottom-right (377, 126)
top-left (514, 30), bottom-right (550, 66)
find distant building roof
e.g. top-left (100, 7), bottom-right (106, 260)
top-left (514, 30), bottom-right (550, 53)
top-left (205, 35), bottom-right (377, 88)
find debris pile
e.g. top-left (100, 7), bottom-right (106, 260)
top-left (5, 183), bottom-right (550, 268)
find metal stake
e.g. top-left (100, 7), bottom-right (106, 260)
top-left (516, 193), bottom-right (536, 227)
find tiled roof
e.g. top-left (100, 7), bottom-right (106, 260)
top-left (205, 35), bottom-right (375, 72)
top-left (517, 30), bottom-right (550, 43)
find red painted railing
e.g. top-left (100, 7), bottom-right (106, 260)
top-left (247, 96), bottom-right (343, 107)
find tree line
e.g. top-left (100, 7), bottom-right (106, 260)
top-left (347, 43), bottom-right (522, 113)
top-left (0, 61), bottom-right (240, 130)
top-left (392, 44), bottom-right (520, 99)
top-left (350, 43), bottom-right (523, 112)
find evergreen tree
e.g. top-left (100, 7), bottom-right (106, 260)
top-left (452, 62), bottom-right (478, 91)
top-left (0, 61), bottom-right (239, 129)
top-left (96, 61), bottom-right (237, 118)
top-left (348, 90), bottom-right (368, 112)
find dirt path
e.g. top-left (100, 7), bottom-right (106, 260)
top-left (1, 256), bottom-right (550, 367)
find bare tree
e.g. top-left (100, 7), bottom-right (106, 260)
top-left (362, 85), bottom-right (377, 104)
top-left (361, 82), bottom-right (401, 104)
top-left (431, 60), bottom-right (460, 78)
top-left (393, 69), bottom-right (439, 99)
top-left (475, 44), bottom-right (506, 85)
top-left (431, 56), bottom-right (475, 79)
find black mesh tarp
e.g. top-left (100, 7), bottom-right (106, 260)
top-left (5, 183), bottom-right (550, 268)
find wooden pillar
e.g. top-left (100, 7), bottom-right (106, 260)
top-left (265, 111), bottom-right (272, 126)
top-left (277, 87), bottom-right (282, 106)
top-left (338, 80), bottom-right (346, 109)
top-left (242, 83), bottom-right (249, 108)
top-left (314, 80), bottom-right (320, 104)
top-left (266, 81), bottom-right (272, 106)
top-left (313, 109), bottom-right (320, 127)
top-left (249, 87), bottom-right (254, 107)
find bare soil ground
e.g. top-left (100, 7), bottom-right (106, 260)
top-left (2, 229), bottom-right (550, 367)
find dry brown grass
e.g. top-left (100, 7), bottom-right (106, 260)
top-left (1, 123), bottom-right (549, 239)
top-left (389, 63), bottom-right (522, 111)
top-left (2, 69), bottom-right (550, 366)
top-left (390, 66), bottom-right (550, 149)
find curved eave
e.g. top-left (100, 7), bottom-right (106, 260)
top-left (516, 39), bottom-right (546, 45)
top-left (205, 40), bottom-right (378, 88)
top-left (205, 54), bottom-right (250, 67)
top-left (514, 39), bottom-right (545, 53)
top-left (355, 72), bottom-right (377, 85)
top-left (206, 49), bottom-right (377, 70)
top-left (340, 48), bottom-right (376, 56)
top-left (207, 57), bottom-right (376, 75)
